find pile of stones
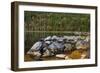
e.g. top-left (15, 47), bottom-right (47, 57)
top-left (27, 35), bottom-right (90, 58)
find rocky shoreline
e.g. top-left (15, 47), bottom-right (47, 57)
top-left (26, 35), bottom-right (90, 61)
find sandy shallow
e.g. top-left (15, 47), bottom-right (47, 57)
top-left (24, 49), bottom-right (90, 62)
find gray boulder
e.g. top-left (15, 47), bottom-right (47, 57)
top-left (76, 38), bottom-right (90, 50)
top-left (27, 41), bottom-right (43, 55)
top-left (64, 43), bottom-right (72, 51)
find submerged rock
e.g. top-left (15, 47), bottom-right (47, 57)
top-left (56, 54), bottom-right (66, 58)
top-left (69, 50), bottom-right (82, 59)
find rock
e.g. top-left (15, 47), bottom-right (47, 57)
top-left (65, 56), bottom-right (72, 60)
top-left (48, 41), bottom-right (65, 54)
top-left (42, 49), bottom-right (51, 57)
top-left (54, 42), bottom-right (64, 50)
top-left (48, 42), bottom-right (57, 50)
top-left (65, 56), bottom-right (69, 60)
top-left (27, 40), bottom-right (47, 56)
top-left (27, 50), bottom-right (41, 58)
top-left (65, 50), bottom-right (88, 60)
top-left (57, 37), bottom-right (65, 42)
top-left (52, 35), bottom-right (59, 40)
top-left (56, 54), bottom-right (66, 58)
top-left (29, 41), bottom-right (43, 51)
top-left (27, 35), bottom-right (90, 58)
top-left (27, 49), bottom-right (34, 55)
top-left (69, 50), bottom-right (82, 59)
top-left (81, 54), bottom-right (87, 59)
top-left (45, 41), bottom-right (51, 45)
top-left (44, 36), bottom-right (52, 40)
top-left (85, 36), bottom-right (90, 42)
top-left (81, 51), bottom-right (88, 59)
top-left (33, 51), bottom-right (41, 57)
top-left (64, 43), bottom-right (72, 51)
top-left (76, 38), bottom-right (89, 50)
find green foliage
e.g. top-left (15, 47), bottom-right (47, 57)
top-left (24, 11), bottom-right (90, 32)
